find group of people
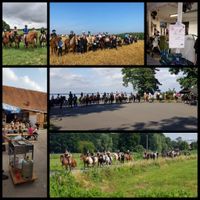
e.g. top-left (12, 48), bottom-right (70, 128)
top-left (50, 30), bottom-right (137, 56)
top-left (2, 119), bottom-right (39, 141)
top-left (2, 25), bottom-right (46, 48)
top-left (50, 90), bottom-right (184, 109)
top-left (50, 92), bottom-right (142, 108)
top-left (63, 149), bottom-right (132, 169)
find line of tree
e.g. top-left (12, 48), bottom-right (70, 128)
top-left (50, 133), bottom-right (197, 154)
top-left (116, 32), bottom-right (144, 40)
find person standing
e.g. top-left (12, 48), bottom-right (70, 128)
top-left (23, 25), bottom-right (29, 46)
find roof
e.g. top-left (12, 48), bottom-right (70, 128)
top-left (3, 85), bottom-right (47, 113)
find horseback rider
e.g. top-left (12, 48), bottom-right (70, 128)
top-left (40, 27), bottom-right (45, 34)
top-left (86, 150), bottom-right (90, 157)
top-left (51, 29), bottom-right (57, 37)
top-left (13, 26), bottom-right (18, 37)
top-left (64, 149), bottom-right (71, 163)
top-left (69, 30), bottom-right (75, 40)
top-left (23, 25), bottom-right (29, 45)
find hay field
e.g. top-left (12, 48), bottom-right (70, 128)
top-left (50, 40), bottom-right (144, 65)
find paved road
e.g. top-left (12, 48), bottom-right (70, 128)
top-left (3, 130), bottom-right (47, 198)
top-left (50, 103), bottom-right (197, 131)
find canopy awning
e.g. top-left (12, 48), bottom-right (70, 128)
top-left (3, 103), bottom-right (21, 114)
top-left (179, 88), bottom-right (190, 94)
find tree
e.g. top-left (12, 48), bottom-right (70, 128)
top-left (77, 141), bottom-right (95, 154)
top-left (118, 133), bottom-right (140, 152)
top-left (134, 145), bottom-right (144, 153)
top-left (122, 68), bottom-right (161, 96)
top-left (169, 68), bottom-right (198, 89)
top-left (190, 141), bottom-right (197, 150)
top-left (2, 20), bottom-right (10, 31)
top-left (179, 141), bottom-right (189, 151)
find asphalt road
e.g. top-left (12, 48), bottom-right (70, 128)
top-left (2, 129), bottom-right (47, 198)
top-left (50, 102), bottom-right (197, 131)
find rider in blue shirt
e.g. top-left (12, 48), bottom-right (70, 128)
top-left (57, 37), bottom-right (63, 56)
top-left (23, 25), bottom-right (29, 46)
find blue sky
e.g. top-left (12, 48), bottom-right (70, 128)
top-left (50, 3), bottom-right (144, 34)
top-left (164, 133), bottom-right (197, 142)
top-left (50, 68), bottom-right (183, 94)
top-left (3, 68), bottom-right (47, 92)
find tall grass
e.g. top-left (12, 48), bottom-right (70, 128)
top-left (50, 154), bottom-right (197, 197)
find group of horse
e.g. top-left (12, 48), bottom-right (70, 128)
top-left (143, 150), bottom-right (182, 160)
top-left (2, 31), bottom-right (47, 48)
top-left (60, 151), bottom-right (132, 171)
top-left (161, 150), bottom-right (182, 158)
top-left (50, 92), bottom-right (142, 109)
top-left (50, 33), bottom-right (137, 55)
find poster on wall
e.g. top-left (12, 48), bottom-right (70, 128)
top-left (169, 22), bottom-right (185, 48)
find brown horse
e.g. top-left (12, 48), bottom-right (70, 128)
top-left (60, 154), bottom-right (77, 171)
top-left (25, 31), bottom-right (38, 48)
top-left (2, 31), bottom-right (13, 47)
top-left (64, 35), bottom-right (77, 54)
top-left (124, 153), bottom-right (132, 162)
top-left (50, 36), bottom-right (60, 55)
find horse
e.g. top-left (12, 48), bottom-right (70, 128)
top-left (112, 153), bottom-right (119, 161)
top-left (97, 153), bottom-right (112, 167)
top-left (64, 35), bottom-right (77, 54)
top-left (39, 33), bottom-right (47, 47)
top-left (50, 36), bottom-right (60, 54)
top-left (80, 154), bottom-right (94, 169)
top-left (118, 152), bottom-right (125, 163)
top-left (124, 153), bottom-right (132, 162)
top-left (24, 31), bottom-right (38, 48)
top-left (60, 154), bottom-right (77, 171)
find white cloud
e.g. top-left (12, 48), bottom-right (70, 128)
top-left (50, 68), bottom-right (183, 94)
top-left (20, 76), bottom-right (43, 92)
top-left (3, 68), bottom-right (45, 92)
top-left (3, 3), bottom-right (47, 29)
top-left (3, 68), bottom-right (18, 81)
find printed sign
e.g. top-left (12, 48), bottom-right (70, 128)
top-left (169, 23), bottom-right (185, 48)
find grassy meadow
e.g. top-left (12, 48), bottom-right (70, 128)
top-left (50, 40), bottom-right (144, 65)
top-left (50, 153), bottom-right (197, 197)
top-left (3, 30), bottom-right (47, 65)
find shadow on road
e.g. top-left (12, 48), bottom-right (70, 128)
top-left (50, 103), bottom-right (124, 118)
top-left (118, 116), bottom-right (197, 131)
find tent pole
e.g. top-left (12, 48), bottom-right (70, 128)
top-left (176, 3), bottom-right (183, 53)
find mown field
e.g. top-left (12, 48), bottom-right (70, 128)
top-left (50, 40), bottom-right (144, 65)
top-left (3, 31), bottom-right (47, 65)
top-left (50, 153), bottom-right (197, 197)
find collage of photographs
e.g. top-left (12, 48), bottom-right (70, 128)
top-left (1, 1), bottom-right (198, 198)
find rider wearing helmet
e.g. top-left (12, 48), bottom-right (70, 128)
top-left (13, 26), bottom-right (18, 37)
top-left (51, 29), bottom-right (57, 37)
top-left (40, 27), bottom-right (45, 34)
top-left (69, 30), bottom-right (75, 40)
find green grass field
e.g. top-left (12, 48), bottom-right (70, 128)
top-left (50, 153), bottom-right (197, 197)
top-left (3, 31), bottom-right (47, 65)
